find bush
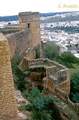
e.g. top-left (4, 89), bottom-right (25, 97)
top-left (28, 87), bottom-right (41, 101)
top-left (70, 71), bottom-right (79, 102)
top-left (31, 93), bottom-right (54, 120)
top-left (31, 110), bottom-right (52, 120)
top-left (24, 88), bottom-right (61, 120)
top-left (25, 104), bottom-right (33, 111)
top-left (11, 53), bottom-right (26, 91)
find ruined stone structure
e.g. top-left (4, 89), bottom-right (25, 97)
top-left (0, 33), bottom-right (19, 120)
top-left (19, 58), bottom-right (70, 101)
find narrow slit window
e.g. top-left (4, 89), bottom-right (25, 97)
top-left (28, 23), bottom-right (30, 28)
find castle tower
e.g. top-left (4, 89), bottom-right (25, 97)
top-left (0, 33), bottom-right (18, 120)
top-left (19, 12), bottom-right (40, 48)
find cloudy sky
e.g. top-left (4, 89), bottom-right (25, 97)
top-left (0, 0), bottom-right (79, 16)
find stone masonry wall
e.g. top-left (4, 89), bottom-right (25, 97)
top-left (6, 29), bottom-right (32, 58)
top-left (0, 33), bottom-right (18, 120)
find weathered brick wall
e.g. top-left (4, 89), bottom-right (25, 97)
top-left (0, 33), bottom-right (18, 120)
top-left (45, 79), bottom-right (55, 93)
top-left (57, 80), bottom-right (70, 95)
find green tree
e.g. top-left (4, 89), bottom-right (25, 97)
top-left (35, 41), bottom-right (59, 60)
top-left (44, 41), bottom-right (59, 60)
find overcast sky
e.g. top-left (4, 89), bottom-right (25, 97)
top-left (0, 0), bottom-right (79, 16)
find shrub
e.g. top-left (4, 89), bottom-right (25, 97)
top-left (70, 71), bottom-right (79, 102)
top-left (31, 110), bottom-right (52, 120)
top-left (11, 53), bottom-right (26, 91)
top-left (25, 88), bottom-right (61, 120)
top-left (28, 87), bottom-right (41, 101)
top-left (25, 104), bottom-right (33, 111)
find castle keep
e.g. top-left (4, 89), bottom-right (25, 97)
top-left (19, 12), bottom-right (40, 48)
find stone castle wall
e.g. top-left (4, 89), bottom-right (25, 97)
top-left (6, 29), bottom-right (32, 58)
top-left (0, 33), bottom-right (18, 120)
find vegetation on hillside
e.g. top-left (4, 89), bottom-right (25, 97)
top-left (57, 52), bottom-right (79, 68)
top-left (11, 53), bottom-right (26, 91)
top-left (11, 41), bottom-right (79, 107)
top-left (70, 71), bottom-right (79, 102)
top-left (22, 87), bottom-right (62, 120)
